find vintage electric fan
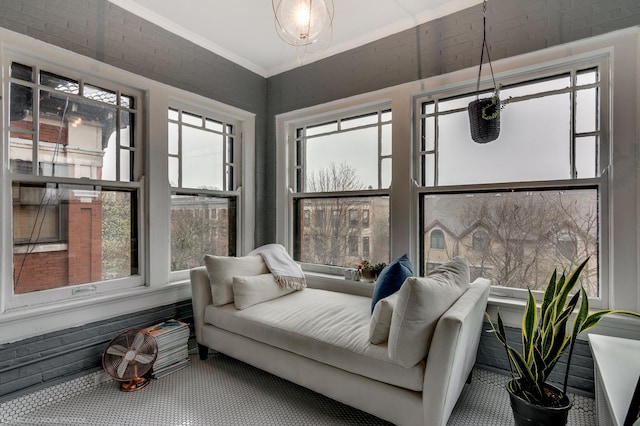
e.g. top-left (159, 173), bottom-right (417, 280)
top-left (102, 329), bottom-right (158, 392)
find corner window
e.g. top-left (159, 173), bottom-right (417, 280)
top-left (290, 107), bottom-right (391, 269)
top-left (417, 63), bottom-right (605, 299)
top-left (168, 107), bottom-right (239, 271)
top-left (9, 62), bottom-right (142, 300)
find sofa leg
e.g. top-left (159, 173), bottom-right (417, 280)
top-left (198, 344), bottom-right (209, 360)
top-left (466, 370), bottom-right (473, 384)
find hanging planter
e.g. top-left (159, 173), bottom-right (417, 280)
top-left (468, 0), bottom-right (502, 144)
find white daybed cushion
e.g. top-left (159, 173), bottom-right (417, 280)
top-left (232, 273), bottom-right (296, 310)
top-left (388, 256), bottom-right (470, 368)
top-left (369, 292), bottom-right (399, 344)
top-left (204, 288), bottom-right (425, 391)
top-left (204, 255), bottom-right (269, 306)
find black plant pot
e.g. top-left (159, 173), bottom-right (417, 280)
top-left (506, 380), bottom-right (572, 426)
top-left (468, 97), bottom-right (501, 144)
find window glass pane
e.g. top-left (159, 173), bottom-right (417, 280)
top-left (9, 83), bottom-right (34, 171)
top-left (577, 69), bottom-right (598, 86)
top-left (168, 108), bottom-right (179, 121)
top-left (182, 127), bottom-right (224, 190)
top-left (120, 95), bottom-right (134, 108)
top-left (294, 196), bottom-right (389, 267)
top-left (168, 157), bottom-right (179, 187)
top-left (438, 93), bottom-right (571, 185)
top-left (381, 123), bottom-right (391, 156)
top-left (306, 121), bottom-right (337, 136)
top-left (40, 71), bottom-right (79, 94)
top-left (119, 149), bottom-right (133, 182)
top-left (421, 189), bottom-right (599, 296)
top-left (381, 157), bottom-right (391, 188)
top-left (120, 111), bottom-right (133, 148)
top-left (11, 62), bottom-right (33, 82)
top-left (84, 84), bottom-right (117, 105)
top-left (575, 88), bottom-right (597, 134)
top-left (439, 94), bottom-right (477, 112)
top-left (171, 194), bottom-right (236, 271)
top-left (500, 75), bottom-right (570, 99)
top-left (306, 127), bottom-right (378, 190)
top-left (422, 153), bottom-right (435, 187)
top-left (13, 183), bottom-right (138, 293)
top-left (168, 122), bottom-right (179, 155)
top-left (182, 112), bottom-right (202, 127)
top-left (205, 118), bottom-right (223, 132)
top-left (575, 136), bottom-right (597, 179)
top-left (341, 112), bottom-right (377, 130)
top-left (422, 102), bottom-right (435, 115)
top-left (381, 110), bottom-right (392, 122)
top-left (422, 116), bottom-right (435, 151)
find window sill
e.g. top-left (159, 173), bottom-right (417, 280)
top-left (0, 280), bottom-right (191, 345)
top-left (304, 271), bottom-right (375, 297)
top-left (303, 272), bottom-right (640, 341)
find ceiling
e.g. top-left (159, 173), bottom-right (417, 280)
top-left (109, 0), bottom-right (482, 77)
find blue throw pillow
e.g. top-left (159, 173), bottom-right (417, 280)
top-left (371, 254), bottom-right (414, 313)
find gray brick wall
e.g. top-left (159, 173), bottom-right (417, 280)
top-left (476, 322), bottom-right (595, 396)
top-left (0, 300), bottom-right (192, 402)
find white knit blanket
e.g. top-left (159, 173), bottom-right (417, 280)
top-left (248, 244), bottom-right (307, 290)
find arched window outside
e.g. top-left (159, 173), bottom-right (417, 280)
top-left (430, 229), bottom-right (445, 249)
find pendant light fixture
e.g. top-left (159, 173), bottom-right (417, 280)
top-left (272, 0), bottom-right (335, 65)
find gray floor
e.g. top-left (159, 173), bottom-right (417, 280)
top-left (1, 351), bottom-right (596, 425)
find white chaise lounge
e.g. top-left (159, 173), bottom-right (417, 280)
top-left (190, 255), bottom-right (490, 426)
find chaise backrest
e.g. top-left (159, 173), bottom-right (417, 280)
top-left (422, 277), bottom-right (491, 426)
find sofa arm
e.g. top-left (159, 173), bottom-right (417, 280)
top-left (422, 278), bottom-right (491, 426)
top-left (190, 266), bottom-right (212, 343)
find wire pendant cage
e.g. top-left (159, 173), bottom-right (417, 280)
top-left (272, 0), bottom-right (335, 65)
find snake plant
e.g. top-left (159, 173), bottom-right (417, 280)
top-left (486, 258), bottom-right (640, 406)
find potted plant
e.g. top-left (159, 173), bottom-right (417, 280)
top-left (486, 258), bottom-right (640, 426)
top-left (358, 260), bottom-right (387, 282)
top-left (468, 85), bottom-right (510, 144)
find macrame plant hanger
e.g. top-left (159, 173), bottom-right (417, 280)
top-left (468, 0), bottom-right (501, 144)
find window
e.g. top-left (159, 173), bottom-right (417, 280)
top-left (291, 107), bottom-right (391, 268)
top-left (430, 229), bottom-right (445, 249)
top-left (417, 63), bottom-right (605, 298)
top-left (362, 236), bottom-right (370, 258)
top-left (348, 236), bottom-right (359, 256)
top-left (9, 61), bottom-right (142, 299)
top-left (349, 209), bottom-right (359, 227)
top-left (168, 107), bottom-right (239, 271)
top-left (472, 230), bottom-right (489, 252)
top-left (362, 209), bottom-right (370, 227)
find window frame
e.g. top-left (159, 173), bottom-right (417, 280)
top-left (0, 28), bottom-right (256, 344)
top-left (167, 103), bottom-right (243, 273)
top-left (413, 55), bottom-right (610, 308)
top-left (280, 102), bottom-right (393, 273)
top-left (4, 53), bottom-right (146, 310)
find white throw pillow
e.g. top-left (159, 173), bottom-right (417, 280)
top-left (204, 255), bottom-right (269, 306)
top-left (387, 256), bottom-right (470, 367)
top-left (369, 292), bottom-right (399, 344)
top-left (232, 274), bottom-right (296, 310)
